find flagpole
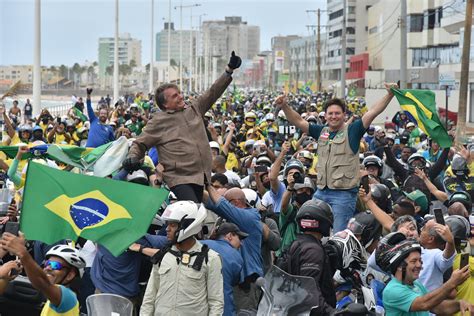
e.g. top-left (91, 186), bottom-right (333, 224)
top-left (113, 0), bottom-right (120, 103)
top-left (149, 0), bottom-right (154, 93)
top-left (33, 0), bottom-right (41, 117)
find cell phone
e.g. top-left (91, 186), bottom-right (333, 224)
top-left (360, 175), bottom-right (370, 194)
top-left (4, 222), bottom-right (19, 236)
top-left (395, 139), bottom-right (400, 145)
top-left (56, 117), bottom-right (61, 124)
top-left (434, 208), bottom-right (445, 226)
top-left (460, 253), bottom-right (470, 269)
top-left (254, 165), bottom-right (268, 173)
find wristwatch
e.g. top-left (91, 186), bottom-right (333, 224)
top-left (139, 245), bottom-right (145, 254)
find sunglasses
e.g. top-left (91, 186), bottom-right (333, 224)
top-left (44, 260), bottom-right (67, 271)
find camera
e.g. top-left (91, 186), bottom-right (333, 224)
top-left (293, 171), bottom-right (304, 184)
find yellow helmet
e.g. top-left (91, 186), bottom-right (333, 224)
top-left (244, 111), bottom-right (257, 127)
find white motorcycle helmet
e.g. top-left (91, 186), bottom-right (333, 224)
top-left (161, 201), bottom-right (207, 243)
top-left (242, 188), bottom-right (260, 208)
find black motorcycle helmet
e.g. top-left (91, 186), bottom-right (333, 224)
top-left (370, 184), bottom-right (392, 211)
top-left (375, 232), bottom-right (421, 275)
top-left (362, 155), bottom-right (383, 177)
top-left (448, 191), bottom-right (472, 212)
top-left (296, 199), bottom-right (333, 236)
top-left (347, 211), bottom-right (382, 250)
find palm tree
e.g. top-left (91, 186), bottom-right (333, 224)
top-left (87, 66), bottom-right (95, 84)
top-left (59, 65), bottom-right (68, 78)
top-left (72, 63), bottom-right (81, 87)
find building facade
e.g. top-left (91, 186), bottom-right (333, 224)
top-left (98, 33), bottom-right (142, 79)
top-left (201, 16), bottom-right (260, 60)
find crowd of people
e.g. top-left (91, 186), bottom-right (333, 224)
top-left (0, 50), bottom-right (473, 315)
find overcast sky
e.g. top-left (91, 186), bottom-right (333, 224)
top-left (0, 0), bottom-right (327, 66)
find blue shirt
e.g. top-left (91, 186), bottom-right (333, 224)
top-left (202, 239), bottom-right (243, 316)
top-left (206, 197), bottom-right (264, 279)
top-left (262, 181), bottom-right (286, 214)
top-left (308, 119), bottom-right (366, 154)
top-left (85, 99), bottom-right (115, 148)
top-left (418, 248), bottom-right (455, 292)
top-left (91, 234), bottom-right (167, 297)
top-left (383, 278), bottom-right (429, 316)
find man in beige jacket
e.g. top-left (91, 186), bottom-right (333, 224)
top-left (140, 201), bottom-right (224, 316)
top-left (123, 52), bottom-right (242, 203)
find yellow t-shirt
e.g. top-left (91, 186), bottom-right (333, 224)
top-left (225, 152), bottom-right (239, 172)
top-left (40, 285), bottom-right (79, 316)
top-left (453, 253), bottom-right (474, 315)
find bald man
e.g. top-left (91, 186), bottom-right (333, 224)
top-left (448, 202), bottom-right (469, 218)
top-left (205, 186), bottom-right (264, 311)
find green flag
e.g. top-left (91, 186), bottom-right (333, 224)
top-left (73, 107), bottom-right (88, 122)
top-left (21, 162), bottom-right (169, 256)
top-left (391, 88), bottom-right (452, 148)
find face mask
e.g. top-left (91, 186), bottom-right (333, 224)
top-left (294, 192), bottom-right (312, 205)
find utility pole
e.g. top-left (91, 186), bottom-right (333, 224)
top-left (400, 0), bottom-right (407, 89)
top-left (457, 0), bottom-right (472, 143)
top-left (167, 0), bottom-right (171, 82)
top-left (307, 8), bottom-right (328, 92)
top-left (113, 0), bottom-right (119, 103)
top-left (33, 0), bottom-right (41, 117)
top-left (341, 0), bottom-right (346, 98)
top-left (149, 0), bottom-right (154, 93)
top-left (317, 8), bottom-right (322, 92)
top-left (175, 2), bottom-right (200, 92)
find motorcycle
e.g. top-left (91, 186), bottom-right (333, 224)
top-left (254, 265), bottom-right (373, 316)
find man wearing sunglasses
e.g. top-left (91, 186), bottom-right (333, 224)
top-left (1, 233), bottom-right (86, 316)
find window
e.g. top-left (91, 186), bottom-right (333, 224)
top-left (423, 9), bottom-right (435, 30)
top-left (346, 47), bottom-right (355, 55)
top-left (408, 14), bottom-right (423, 32)
top-left (435, 7), bottom-right (443, 27)
top-left (348, 6), bottom-right (355, 14)
top-left (329, 9), bottom-right (343, 20)
top-left (369, 26), bottom-right (378, 34)
top-left (347, 27), bottom-right (355, 34)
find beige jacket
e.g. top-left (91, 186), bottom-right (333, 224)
top-left (128, 73), bottom-right (232, 188)
top-left (316, 124), bottom-right (360, 190)
top-left (140, 240), bottom-right (224, 316)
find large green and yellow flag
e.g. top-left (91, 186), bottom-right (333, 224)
top-left (391, 88), bottom-right (452, 148)
top-left (21, 162), bottom-right (169, 256)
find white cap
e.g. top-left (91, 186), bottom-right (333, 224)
top-left (406, 122), bottom-right (416, 128)
top-left (209, 141), bottom-right (220, 150)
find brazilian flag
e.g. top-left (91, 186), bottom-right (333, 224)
top-left (21, 162), bottom-right (169, 256)
top-left (73, 107), bottom-right (88, 122)
top-left (391, 88), bottom-right (452, 148)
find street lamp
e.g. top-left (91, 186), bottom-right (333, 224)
top-left (174, 2), bottom-right (201, 92)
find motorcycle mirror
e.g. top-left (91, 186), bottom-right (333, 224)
top-left (255, 277), bottom-right (266, 288)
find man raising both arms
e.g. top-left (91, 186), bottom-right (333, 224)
top-left (275, 83), bottom-right (397, 232)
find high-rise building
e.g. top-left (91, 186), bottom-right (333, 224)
top-left (326, 0), bottom-right (373, 81)
top-left (155, 22), bottom-right (199, 70)
top-left (98, 33), bottom-right (142, 78)
top-left (202, 16), bottom-right (260, 60)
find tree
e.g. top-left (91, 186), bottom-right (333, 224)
top-left (87, 66), bottom-right (95, 84)
top-left (129, 59), bottom-right (137, 69)
top-left (145, 63), bottom-right (150, 73)
top-left (59, 65), bottom-right (68, 78)
top-left (105, 65), bottom-right (114, 76)
top-left (72, 63), bottom-right (81, 86)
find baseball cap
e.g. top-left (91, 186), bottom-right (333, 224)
top-left (404, 190), bottom-right (428, 213)
top-left (406, 122), bottom-right (416, 128)
top-left (217, 222), bottom-right (248, 239)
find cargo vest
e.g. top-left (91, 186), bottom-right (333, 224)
top-left (316, 124), bottom-right (360, 190)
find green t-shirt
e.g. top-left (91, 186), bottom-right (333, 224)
top-left (383, 278), bottom-right (429, 316)
top-left (308, 119), bottom-right (366, 154)
top-left (276, 203), bottom-right (299, 257)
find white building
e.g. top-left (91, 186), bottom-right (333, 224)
top-left (98, 33), bottom-right (142, 79)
